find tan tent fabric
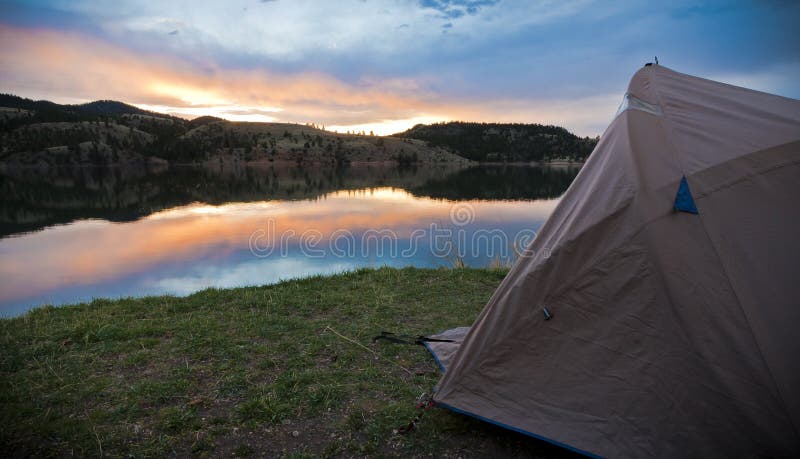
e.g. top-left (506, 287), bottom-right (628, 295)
top-left (429, 65), bottom-right (800, 458)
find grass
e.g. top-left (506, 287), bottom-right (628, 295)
top-left (0, 267), bottom-right (577, 458)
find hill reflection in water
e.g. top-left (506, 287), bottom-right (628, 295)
top-left (0, 163), bottom-right (580, 315)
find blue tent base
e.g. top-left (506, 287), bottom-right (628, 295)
top-left (421, 341), bottom-right (447, 373)
top-left (433, 400), bottom-right (604, 459)
top-left (422, 342), bottom-right (602, 459)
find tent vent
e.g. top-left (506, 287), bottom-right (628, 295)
top-left (543, 307), bottom-right (553, 321)
top-left (615, 93), bottom-right (663, 118)
top-left (674, 176), bottom-right (699, 214)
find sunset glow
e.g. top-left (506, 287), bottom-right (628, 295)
top-left (0, 188), bottom-right (559, 305)
top-left (134, 103), bottom-right (284, 122)
top-left (147, 82), bottom-right (231, 106)
top-left (327, 115), bottom-right (448, 136)
top-left (2, 1), bottom-right (796, 135)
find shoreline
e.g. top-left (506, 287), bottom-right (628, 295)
top-left (0, 158), bottom-right (582, 171)
top-left (2, 266), bottom-right (507, 319)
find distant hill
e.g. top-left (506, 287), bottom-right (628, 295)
top-left (0, 95), bottom-right (598, 167)
top-left (394, 122), bottom-right (598, 163)
top-left (0, 94), bottom-right (183, 122)
top-left (72, 100), bottom-right (154, 116)
top-left (0, 94), bottom-right (466, 167)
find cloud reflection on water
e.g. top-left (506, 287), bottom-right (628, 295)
top-left (0, 187), bottom-right (559, 314)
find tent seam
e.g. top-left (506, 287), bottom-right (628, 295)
top-left (650, 65), bottom-right (799, 440)
top-left (690, 145), bottom-right (800, 199)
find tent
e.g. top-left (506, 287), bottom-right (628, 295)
top-left (425, 64), bottom-right (800, 458)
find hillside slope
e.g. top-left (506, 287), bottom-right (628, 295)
top-left (1, 95), bottom-right (599, 167)
top-left (170, 121), bottom-right (465, 165)
top-left (0, 95), bottom-right (466, 167)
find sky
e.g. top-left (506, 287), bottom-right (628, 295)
top-left (1, 0), bottom-right (798, 136)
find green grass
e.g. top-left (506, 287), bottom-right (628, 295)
top-left (0, 267), bottom-right (575, 458)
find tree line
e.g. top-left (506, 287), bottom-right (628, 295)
top-left (394, 121), bottom-right (598, 162)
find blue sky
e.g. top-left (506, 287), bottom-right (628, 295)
top-left (1, 0), bottom-right (798, 135)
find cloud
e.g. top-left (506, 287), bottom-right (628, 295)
top-left (419, 0), bottom-right (500, 17)
top-left (707, 62), bottom-right (800, 100)
top-left (670, 3), bottom-right (738, 20)
top-left (0, 23), bottom-right (625, 135)
top-left (0, 25), bottom-right (437, 123)
top-left (22, 0), bottom-right (590, 65)
top-left (1, 1), bottom-right (798, 135)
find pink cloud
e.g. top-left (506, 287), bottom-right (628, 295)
top-left (0, 24), bottom-right (614, 135)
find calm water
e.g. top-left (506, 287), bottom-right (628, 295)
top-left (0, 163), bottom-right (579, 316)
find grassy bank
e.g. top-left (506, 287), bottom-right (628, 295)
top-left (1, 267), bottom-right (573, 458)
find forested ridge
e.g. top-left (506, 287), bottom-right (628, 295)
top-left (1, 95), bottom-right (596, 166)
top-left (395, 121), bottom-right (598, 162)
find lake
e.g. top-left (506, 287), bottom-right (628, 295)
top-left (0, 163), bottom-right (580, 316)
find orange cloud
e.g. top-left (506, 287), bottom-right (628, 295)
top-left (0, 24), bottom-right (445, 129)
top-left (0, 24), bottom-right (616, 135)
